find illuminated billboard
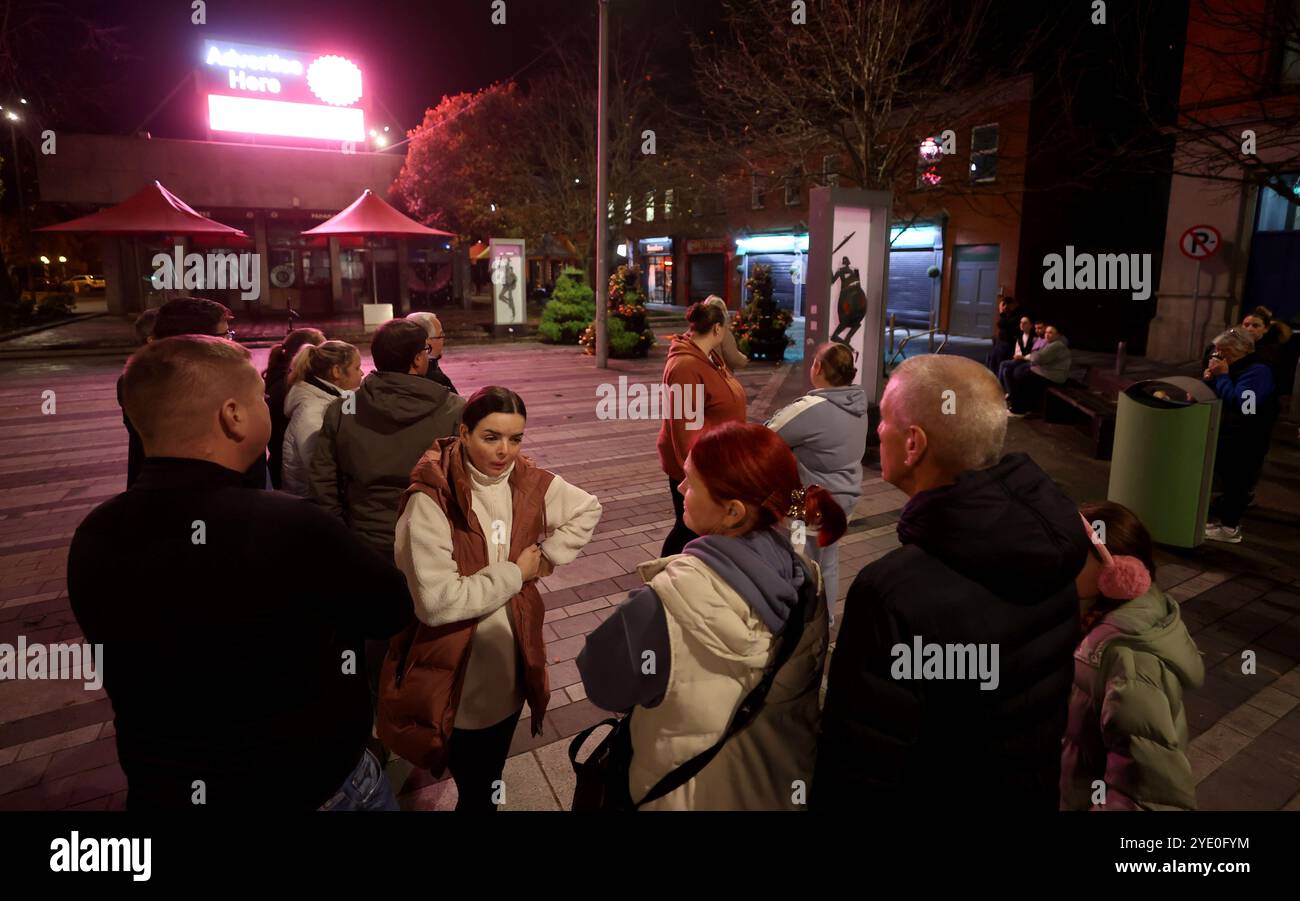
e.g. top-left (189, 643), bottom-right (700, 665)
top-left (202, 39), bottom-right (366, 144)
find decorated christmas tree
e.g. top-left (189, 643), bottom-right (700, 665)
top-left (579, 264), bottom-right (656, 358)
top-left (733, 263), bottom-right (793, 360)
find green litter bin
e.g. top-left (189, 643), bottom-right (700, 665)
top-left (1107, 377), bottom-right (1221, 548)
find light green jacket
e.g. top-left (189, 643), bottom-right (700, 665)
top-left (1060, 586), bottom-right (1205, 810)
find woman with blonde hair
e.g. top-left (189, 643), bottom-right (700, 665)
top-left (264, 327), bottom-right (325, 488)
top-left (281, 340), bottom-right (363, 497)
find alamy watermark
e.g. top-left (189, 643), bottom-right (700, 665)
top-left (151, 248), bottom-right (261, 300)
top-left (595, 377), bottom-right (705, 429)
top-left (50, 831), bottom-right (150, 882)
top-left (0, 637), bottom-right (103, 690)
top-left (1041, 246), bottom-right (1151, 301)
top-left (891, 636), bottom-right (999, 691)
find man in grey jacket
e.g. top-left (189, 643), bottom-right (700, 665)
top-left (309, 319), bottom-right (466, 728)
top-left (309, 318), bottom-right (466, 556)
top-left (1008, 325), bottom-right (1071, 416)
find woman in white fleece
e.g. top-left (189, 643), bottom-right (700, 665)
top-left (392, 386), bottom-right (601, 811)
top-left (280, 340), bottom-right (362, 497)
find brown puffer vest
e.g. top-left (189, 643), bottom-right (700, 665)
top-left (377, 437), bottom-right (554, 774)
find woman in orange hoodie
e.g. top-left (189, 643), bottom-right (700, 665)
top-left (657, 301), bottom-right (748, 556)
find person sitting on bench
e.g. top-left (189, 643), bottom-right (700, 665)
top-left (1008, 325), bottom-right (1070, 417)
top-left (997, 316), bottom-right (1036, 393)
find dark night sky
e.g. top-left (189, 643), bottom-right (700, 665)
top-left (58, 0), bottom-right (721, 138)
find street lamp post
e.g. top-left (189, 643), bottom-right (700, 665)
top-left (6, 110), bottom-right (31, 299)
top-left (594, 0), bottom-right (610, 367)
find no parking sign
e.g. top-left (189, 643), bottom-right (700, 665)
top-left (1179, 224), bottom-right (1221, 260)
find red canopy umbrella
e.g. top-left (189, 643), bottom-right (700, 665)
top-left (36, 181), bottom-right (248, 237)
top-left (302, 189), bottom-right (453, 238)
top-left (36, 181), bottom-right (248, 307)
top-left (301, 189), bottom-right (453, 304)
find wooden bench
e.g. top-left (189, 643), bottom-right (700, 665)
top-left (1042, 366), bottom-right (1127, 460)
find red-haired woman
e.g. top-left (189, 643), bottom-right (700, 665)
top-left (577, 422), bottom-right (846, 810)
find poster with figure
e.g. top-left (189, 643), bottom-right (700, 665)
top-left (489, 239), bottom-right (526, 334)
top-left (827, 208), bottom-right (873, 366)
top-left (803, 188), bottom-right (891, 401)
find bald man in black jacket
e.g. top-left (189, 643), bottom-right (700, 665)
top-left (814, 356), bottom-right (1089, 810)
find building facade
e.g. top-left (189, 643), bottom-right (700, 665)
top-left (618, 76), bottom-right (1034, 358)
top-left (1148, 0), bottom-right (1300, 361)
top-left (36, 133), bottom-right (418, 317)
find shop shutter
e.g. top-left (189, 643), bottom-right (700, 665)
top-left (749, 253), bottom-right (797, 311)
top-left (688, 253), bottom-right (725, 302)
top-left (887, 248), bottom-right (940, 330)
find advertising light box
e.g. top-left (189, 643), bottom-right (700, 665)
top-left (202, 39), bottom-right (366, 144)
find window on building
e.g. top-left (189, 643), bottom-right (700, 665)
top-left (1282, 0), bottom-right (1300, 82)
top-left (751, 174), bottom-right (765, 210)
top-left (608, 195), bottom-right (616, 223)
top-left (970, 124), bottom-right (999, 183)
top-left (664, 188), bottom-right (674, 221)
top-left (822, 154), bottom-right (839, 187)
top-left (917, 136), bottom-right (944, 189)
top-left (1257, 174), bottom-right (1300, 231)
top-left (624, 196), bottom-right (633, 225)
top-left (646, 191), bottom-right (655, 223)
top-left (784, 171), bottom-right (800, 206)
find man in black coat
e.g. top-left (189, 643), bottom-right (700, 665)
top-left (71, 335), bottom-right (412, 809)
top-left (118, 297), bottom-right (268, 490)
top-left (814, 355), bottom-right (1090, 810)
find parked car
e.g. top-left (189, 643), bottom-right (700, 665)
top-left (64, 274), bottom-right (105, 293)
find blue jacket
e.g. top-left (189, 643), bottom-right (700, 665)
top-left (1211, 354), bottom-right (1277, 440)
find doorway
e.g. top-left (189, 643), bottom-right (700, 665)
top-left (950, 244), bottom-right (1001, 337)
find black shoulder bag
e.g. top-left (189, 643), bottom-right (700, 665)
top-left (568, 567), bottom-right (815, 811)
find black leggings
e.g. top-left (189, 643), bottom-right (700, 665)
top-left (447, 708), bottom-right (523, 812)
top-left (660, 477), bottom-right (699, 557)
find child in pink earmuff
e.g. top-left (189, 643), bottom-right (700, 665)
top-left (1060, 501), bottom-right (1205, 810)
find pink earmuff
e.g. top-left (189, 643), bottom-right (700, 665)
top-left (1080, 514), bottom-right (1152, 601)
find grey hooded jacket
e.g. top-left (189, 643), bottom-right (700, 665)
top-left (765, 386), bottom-right (869, 518)
top-left (308, 372), bottom-right (466, 556)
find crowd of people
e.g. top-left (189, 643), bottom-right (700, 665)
top-left (986, 294), bottom-right (1073, 417)
top-left (67, 294), bottom-right (1210, 812)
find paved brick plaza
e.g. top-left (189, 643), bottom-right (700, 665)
top-left (1, 337), bottom-right (1299, 810)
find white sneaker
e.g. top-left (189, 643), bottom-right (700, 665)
top-left (1204, 523), bottom-right (1243, 544)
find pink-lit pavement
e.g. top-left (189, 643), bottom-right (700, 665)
top-left (2, 335), bottom-right (1299, 810)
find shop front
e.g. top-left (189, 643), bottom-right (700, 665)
top-left (637, 237), bottom-right (674, 304)
top-left (684, 238), bottom-right (728, 305)
top-left (735, 232), bottom-right (809, 317)
top-left (885, 223), bottom-right (944, 332)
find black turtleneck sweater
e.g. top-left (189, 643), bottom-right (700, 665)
top-left (68, 457), bottom-right (412, 810)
